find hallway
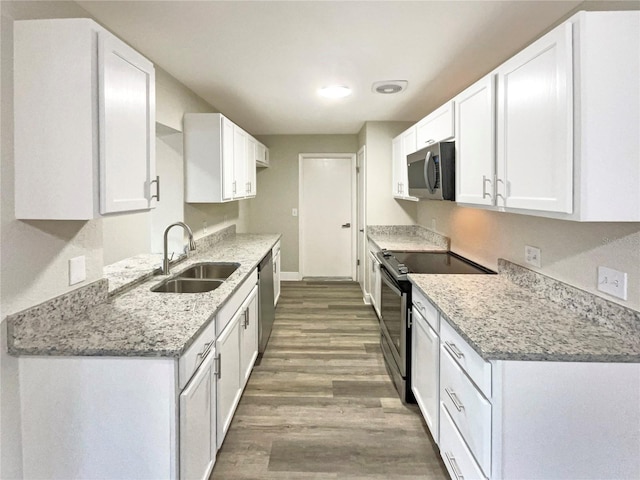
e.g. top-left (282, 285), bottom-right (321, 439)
top-left (211, 280), bottom-right (448, 479)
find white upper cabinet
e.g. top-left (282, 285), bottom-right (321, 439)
top-left (496, 22), bottom-right (573, 214)
top-left (14, 19), bottom-right (156, 220)
top-left (185, 113), bottom-right (260, 203)
top-left (254, 140), bottom-right (270, 168)
top-left (391, 127), bottom-right (418, 201)
top-left (233, 125), bottom-right (248, 199)
top-left (415, 101), bottom-right (454, 148)
top-left (456, 11), bottom-right (640, 221)
top-left (455, 74), bottom-right (496, 206)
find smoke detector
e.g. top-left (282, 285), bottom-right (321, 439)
top-left (372, 80), bottom-right (408, 95)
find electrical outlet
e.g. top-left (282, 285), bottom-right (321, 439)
top-left (203, 221), bottom-right (208, 234)
top-left (69, 256), bottom-right (86, 285)
top-left (597, 266), bottom-right (628, 300)
top-left (524, 245), bottom-right (541, 268)
top-left (292, 208), bottom-right (298, 217)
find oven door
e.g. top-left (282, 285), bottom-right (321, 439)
top-left (378, 266), bottom-right (407, 376)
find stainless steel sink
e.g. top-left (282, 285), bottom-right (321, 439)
top-left (151, 278), bottom-right (223, 293)
top-left (176, 262), bottom-right (240, 280)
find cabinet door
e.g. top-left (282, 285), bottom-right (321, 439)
top-left (496, 22), bottom-right (573, 213)
top-left (180, 348), bottom-right (216, 480)
top-left (391, 135), bottom-right (403, 196)
top-left (240, 286), bottom-right (259, 387)
top-left (233, 126), bottom-right (248, 199)
top-left (411, 308), bottom-right (439, 443)
top-left (220, 117), bottom-right (235, 201)
top-left (98, 31), bottom-right (156, 214)
top-left (400, 127), bottom-right (417, 196)
top-left (455, 75), bottom-right (496, 206)
top-left (273, 249), bottom-right (281, 306)
top-left (246, 137), bottom-right (257, 197)
top-left (415, 101), bottom-right (454, 148)
top-left (216, 314), bottom-right (241, 449)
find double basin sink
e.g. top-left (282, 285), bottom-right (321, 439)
top-left (152, 262), bottom-right (240, 293)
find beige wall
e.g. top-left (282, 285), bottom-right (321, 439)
top-left (360, 122), bottom-right (418, 226)
top-left (417, 202), bottom-right (640, 311)
top-left (246, 135), bottom-right (359, 273)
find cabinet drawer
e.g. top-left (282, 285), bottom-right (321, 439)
top-left (441, 346), bottom-right (491, 476)
top-left (416, 101), bottom-right (454, 147)
top-left (179, 318), bottom-right (217, 390)
top-left (440, 406), bottom-right (488, 480)
top-left (441, 318), bottom-right (491, 398)
top-left (217, 269), bottom-right (258, 334)
top-left (412, 286), bottom-right (438, 332)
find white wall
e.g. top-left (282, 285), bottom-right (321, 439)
top-left (416, 202), bottom-right (640, 311)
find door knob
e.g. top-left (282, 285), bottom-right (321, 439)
top-left (341, 223), bottom-right (351, 228)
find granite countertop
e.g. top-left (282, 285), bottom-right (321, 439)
top-left (409, 272), bottom-right (640, 363)
top-left (367, 225), bottom-right (450, 252)
top-left (8, 232), bottom-right (280, 358)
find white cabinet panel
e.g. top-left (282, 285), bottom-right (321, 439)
top-left (98, 32), bottom-right (156, 214)
top-left (216, 313), bottom-right (242, 449)
top-left (441, 347), bottom-right (491, 476)
top-left (240, 285), bottom-right (259, 387)
top-left (273, 241), bottom-right (281, 306)
top-left (415, 101), bottom-right (454, 148)
top-left (440, 406), bottom-right (488, 480)
top-left (391, 127), bottom-right (418, 201)
top-left (455, 75), bottom-right (495, 206)
top-left (233, 126), bottom-right (248, 199)
top-left (496, 22), bottom-right (573, 213)
top-left (179, 349), bottom-right (216, 480)
top-left (411, 307), bottom-right (439, 443)
top-left (14, 19), bottom-right (156, 220)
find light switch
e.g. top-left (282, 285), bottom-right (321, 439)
top-left (69, 256), bottom-right (86, 285)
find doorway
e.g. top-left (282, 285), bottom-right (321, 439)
top-left (299, 154), bottom-right (356, 279)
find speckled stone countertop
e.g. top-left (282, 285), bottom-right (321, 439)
top-left (409, 260), bottom-right (640, 363)
top-left (7, 232), bottom-right (280, 358)
top-left (367, 225), bottom-right (449, 251)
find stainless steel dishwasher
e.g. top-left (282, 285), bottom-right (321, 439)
top-left (258, 250), bottom-right (276, 356)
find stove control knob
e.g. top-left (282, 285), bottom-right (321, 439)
top-left (382, 251), bottom-right (392, 258)
top-left (398, 264), bottom-right (409, 274)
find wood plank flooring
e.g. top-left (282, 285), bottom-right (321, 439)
top-left (211, 280), bottom-right (448, 479)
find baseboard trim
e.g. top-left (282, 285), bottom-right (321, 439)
top-left (281, 272), bottom-right (301, 281)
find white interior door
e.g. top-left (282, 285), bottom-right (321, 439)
top-left (300, 155), bottom-right (355, 278)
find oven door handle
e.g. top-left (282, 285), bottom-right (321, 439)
top-left (380, 266), bottom-right (403, 296)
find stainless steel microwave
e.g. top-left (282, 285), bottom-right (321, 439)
top-left (407, 141), bottom-right (455, 200)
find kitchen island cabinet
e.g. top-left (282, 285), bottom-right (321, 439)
top-left (14, 18), bottom-right (156, 219)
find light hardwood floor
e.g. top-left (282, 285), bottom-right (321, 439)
top-left (211, 280), bottom-right (448, 479)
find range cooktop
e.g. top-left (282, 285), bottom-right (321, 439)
top-left (377, 250), bottom-right (495, 279)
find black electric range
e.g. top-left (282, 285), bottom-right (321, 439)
top-left (375, 249), bottom-right (494, 403)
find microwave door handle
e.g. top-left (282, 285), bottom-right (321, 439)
top-left (423, 151), bottom-right (432, 189)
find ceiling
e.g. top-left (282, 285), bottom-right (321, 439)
top-left (76, 0), bottom-right (588, 135)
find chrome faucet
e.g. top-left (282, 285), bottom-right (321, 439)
top-left (163, 222), bottom-right (197, 275)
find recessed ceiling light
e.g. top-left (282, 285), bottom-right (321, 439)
top-left (372, 80), bottom-right (408, 94)
top-left (318, 85), bottom-right (352, 99)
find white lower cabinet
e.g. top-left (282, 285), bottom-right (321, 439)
top-left (216, 311), bottom-right (242, 449)
top-left (180, 348), bottom-right (217, 480)
top-left (17, 270), bottom-right (262, 480)
top-left (367, 245), bottom-right (381, 317)
top-left (273, 241), bottom-right (281, 306)
top-left (411, 306), bottom-right (439, 442)
top-left (411, 286), bottom-right (640, 479)
top-left (440, 406), bottom-right (487, 480)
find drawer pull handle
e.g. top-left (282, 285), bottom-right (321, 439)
top-left (445, 341), bottom-right (464, 359)
top-left (196, 341), bottom-right (213, 367)
top-left (445, 452), bottom-right (464, 480)
top-left (445, 387), bottom-right (465, 412)
top-left (414, 301), bottom-right (424, 312)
